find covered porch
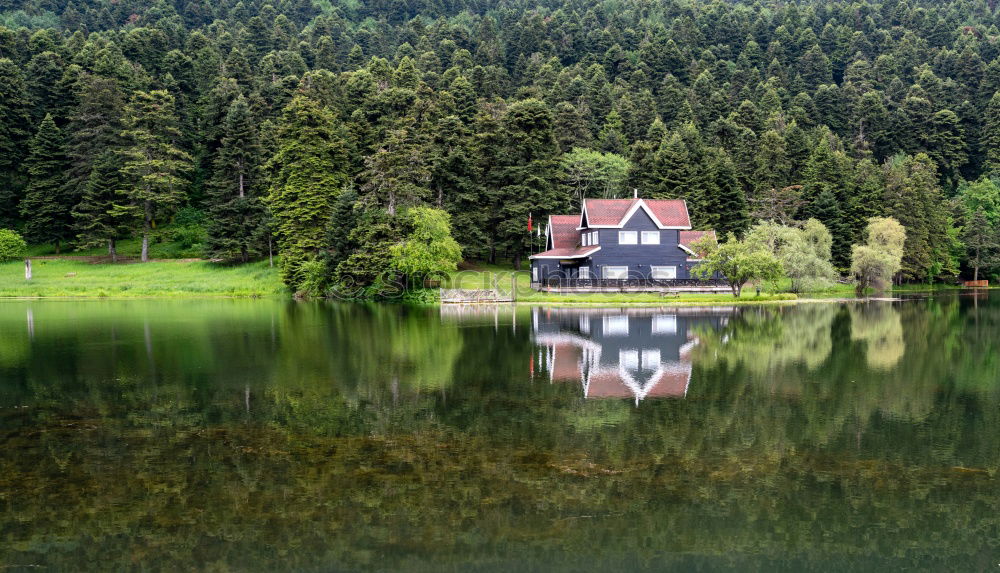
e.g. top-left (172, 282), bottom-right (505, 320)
top-left (531, 277), bottom-right (731, 293)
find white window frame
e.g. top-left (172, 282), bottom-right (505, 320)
top-left (604, 315), bottom-right (629, 336)
top-left (579, 267), bottom-right (591, 279)
top-left (532, 267), bottom-right (538, 282)
top-left (641, 349), bottom-right (661, 368)
top-left (620, 349), bottom-right (639, 369)
top-left (641, 231), bottom-right (660, 245)
top-left (652, 314), bottom-right (677, 334)
top-left (582, 233), bottom-right (589, 246)
top-left (650, 266), bottom-right (677, 280)
top-left (591, 231), bottom-right (599, 245)
top-left (618, 231), bottom-right (638, 245)
top-left (603, 266), bottom-right (628, 279)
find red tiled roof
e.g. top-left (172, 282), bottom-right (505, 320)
top-left (529, 246), bottom-right (601, 259)
top-left (680, 230), bottom-right (716, 261)
top-left (584, 199), bottom-right (637, 225)
top-left (644, 367), bottom-right (691, 398)
top-left (549, 215), bottom-right (580, 249)
top-left (582, 198), bottom-right (691, 228)
top-left (552, 344), bottom-right (583, 381)
top-left (679, 230), bottom-right (716, 250)
top-left (587, 372), bottom-right (632, 398)
top-left (645, 199), bottom-right (691, 227)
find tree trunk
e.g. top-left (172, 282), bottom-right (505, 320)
top-left (387, 190), bottom-right (396, 216)
top-left (268, 235), bottom-right (274, 268)
top-left (109, 239), bottom-right (118, 263)
top-left (513, 252), bottom-right (521, 271)
top-left (974, 263), bottom-right (979, 282)
top-left (238, 167), bottom-right (245, 199)
top-left (142, 201), bottom-right (153, 263)
top-left (488, 244), bottom-right (496, 265)
top-left (54, 240), bottom-right (60, 255)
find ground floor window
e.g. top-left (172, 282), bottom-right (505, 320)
top-left (603, 266), bottom-right (628, 279)
top-left (650, 265), bottom-right (677, 279)
top-left (532, 267), bottom-right (538, 282)
top-left (652, 314), bottom-right (677, 334)
top-left (604, 315), bottom-right (629, 336)
top-left (579, 266), bottom-right (591, 279)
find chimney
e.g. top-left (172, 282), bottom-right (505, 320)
top-left (633, 188), bottom-right (638, 199)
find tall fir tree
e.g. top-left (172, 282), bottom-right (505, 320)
top-left (883, 153), bottom-right (954, 281)
top-left (486, 99), bottom-right (566, 269)
top-left (266, 94), bottom-right (348, 288)
top-left (19, 115), bottom-right (71, 252)
top-left (206, 95), bottom-right (266, 262)
top-left (116, 90), bottom-right (193, 262)
top-left (983, 92), bottom-right (1000, 176)
top-left (0, 59), bottom-right (32, 228)
top-left (67, 74), bottom-right (128, 258)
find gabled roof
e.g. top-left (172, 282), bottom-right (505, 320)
top-left (580, 198), bottom-right (691, 230)
top-left (679, 230), bottom-right (716, 251)
top-left (679, 230), bottom-right (716, 260)
top-left (529, 246), bottom-right (601, 260)
top-left (549, 215), bottom-right (580, 249)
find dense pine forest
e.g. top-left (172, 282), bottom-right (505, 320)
top-left (1, 0), bottom-right (1000, 293)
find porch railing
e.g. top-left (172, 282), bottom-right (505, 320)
top-left (535, 278), bottom-right (728, 288)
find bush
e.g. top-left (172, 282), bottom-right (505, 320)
top-left (0, 229), bottom-right (27, 262)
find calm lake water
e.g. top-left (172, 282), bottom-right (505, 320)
top-left (1, 296), bottom-right (998, 571)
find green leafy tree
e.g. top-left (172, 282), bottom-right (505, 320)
top-left (390, 207), bottom-right (462, 284)
top-left (851, 216), bottom-right (906, 294)
top-left (266, 94), bottom-right (348, 287)
top-left (19, 115), bottom-right (71, 252)
top-left (745, 219), bottom-right (838, 292)
top-left (0, 229), bottom-right (26, 261)
top-left (561, 147), bottom-right (631, 201)
top-left (692, 233), bottom-right (784, 297)
top-left (116, 90), bottom-right (193, 262)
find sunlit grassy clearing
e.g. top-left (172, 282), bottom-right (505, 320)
top-left (0, 259), bottom-right (285, 298)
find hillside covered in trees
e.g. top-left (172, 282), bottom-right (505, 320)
top-left (1, 0), bottom-right (1000, 292)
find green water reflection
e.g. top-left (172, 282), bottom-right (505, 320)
top-left (0, 297), bottom-right (998, 571)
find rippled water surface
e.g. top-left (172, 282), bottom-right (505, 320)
top-left (1, 296), bottom-right (998, 571)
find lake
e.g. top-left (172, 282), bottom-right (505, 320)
top-left (0, 296), bottom-right (998, 571)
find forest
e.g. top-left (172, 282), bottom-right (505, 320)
top-left (1, 0), bottom-right (1000, 293)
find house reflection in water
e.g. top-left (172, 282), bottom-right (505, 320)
top-left (532, 308), bottom-right (731, 404)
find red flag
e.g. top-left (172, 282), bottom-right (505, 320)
top-left (527, 213), bottom-right (533, 232)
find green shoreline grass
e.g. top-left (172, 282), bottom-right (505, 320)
top-left (1, 257), bottom-right (985, 303)
top-left (0, 258), bottom-right (286, 298)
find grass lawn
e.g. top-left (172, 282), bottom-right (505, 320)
top-left (0, 258), bottom-right (285, 298)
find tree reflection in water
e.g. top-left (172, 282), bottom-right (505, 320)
top-left (0, 298), bottom-right (998, 571)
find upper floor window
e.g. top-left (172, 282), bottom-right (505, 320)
top-left (591, 231), bottom-right (599, 245)
top-left (582, 233), bottom-right (589, 247)
top-left (641, 231), bottom-right (660, 245)
top-left (618, 231), bottom-right (638, 245)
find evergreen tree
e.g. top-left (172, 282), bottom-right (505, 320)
top-left (19, 115), bottom-right (71, 252)
top-left (488, 99), bottom-right (566, 269)
top-left (67, 74), bottom-right (128, 258)
top-left (883, 153), bottom-right (955, 281)
top-left (116, 90), bottom-right (193, 262)
top-left (206, 95), bottom-right (265, 262)
top-left (982, 92), bottom-right (1000, 176)
top-left (0, 59), bottom-right (32, 228)
top-left (266, 94), bottom-right (348, 287)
